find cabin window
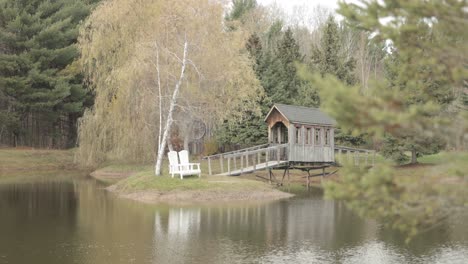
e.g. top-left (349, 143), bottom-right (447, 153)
top-left (295, 126), bottom-right (302, 144)
top-left (315, 128), bottom-right (321, 145)
top-left (305, 127), bottom-right (312, 144)
top-left (325, 129), bottom-right (330, 146)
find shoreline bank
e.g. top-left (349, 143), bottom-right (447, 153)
top-left (91, 165), bottom-right (294, 204)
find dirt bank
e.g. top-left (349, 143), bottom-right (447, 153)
top-left (106, 183), bottom-right (294, 205)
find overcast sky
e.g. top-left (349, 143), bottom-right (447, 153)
top-left (257, 0), bottom-right (340, 14)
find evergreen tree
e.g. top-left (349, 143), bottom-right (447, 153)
top-left (311, 15), bottom-right (356, 86)
top-left (0, 0), bottom-right (96, 147)
top-left (259, 27), bottom-right (306, 105)
top-left (309, 15), bottom-right (363, 146)
top-left (225, 0), bottom-right (257, 22)
top-left (380, 49), bottom-right (448, 163)
top-left (217, 33), bottom-right (269, 148)
top-left (317, 0), bottom-right (467, 240)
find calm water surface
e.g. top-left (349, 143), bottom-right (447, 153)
top-left (0, 173), bottom-right (467, 264)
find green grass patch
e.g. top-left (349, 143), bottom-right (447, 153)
top-left (418, 151), bottom-right (468, 165)
top-left (111, 165), bottom-right (272, 193)
top-left (116, 170), bottom-right (215, 192)
top-left (96, 163), bottom-right (153, 173)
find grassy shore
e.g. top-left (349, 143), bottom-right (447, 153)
top-left (97, 161), bottom-right (294, 204)
top-left (0, 148), bottom-right (77, 171)
top-left (0, 148), bottom-right (85, 184)
top-left (3, 148), bottom-right (464, 204)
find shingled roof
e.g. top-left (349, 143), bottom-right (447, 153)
top-left (265, 103), bottom-right (337, 126)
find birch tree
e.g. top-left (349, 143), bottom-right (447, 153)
top-left (154, 41), bottom-right (188, 176)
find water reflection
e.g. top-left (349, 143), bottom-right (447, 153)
top-left (0, 175), bottom-right (467, 264)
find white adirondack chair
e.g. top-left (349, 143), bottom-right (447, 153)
top-left (167, 150), bottom-right (201, 179)
top-left (178, 150), bottom-right (201, 178)
top-left (168, 151), bottom-right (181, 178)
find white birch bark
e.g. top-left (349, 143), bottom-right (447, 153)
top-left (155, 44), bottom-right (163, 151)
top-left (155, 41), bottom-right (188, 176)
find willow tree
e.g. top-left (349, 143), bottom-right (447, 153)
top-left (75, 0), bottom-right (261, 169)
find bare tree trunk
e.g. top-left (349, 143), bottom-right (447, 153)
top-left (184, 132), bottom-right (190, 151)
top-left (0, 104), bottom-right (11, 140)
top-left (411, 149), bottom-right (418, 164)
top-left (155, 41), bottom-right (188, 176)
top-left (167, 138), bottom-right (174, 151)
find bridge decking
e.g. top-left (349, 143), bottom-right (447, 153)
top-left (204, 144), bottom-right (374, 176)
top-left (217, 160), bottom-right (288, 176)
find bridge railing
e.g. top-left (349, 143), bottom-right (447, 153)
top-left (334, 145), bottom-right (376, 167)
top-left (203, 143), bottom-right (289, 175)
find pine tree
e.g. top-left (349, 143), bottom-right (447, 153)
top-left (216, 33), bottom-right (269, 148)
top-left (0, 0), bottom-right (96, 147)
top-left (259, 28), bottom-right (305, 105)
top-left (319, 0), bottom-right (467, 240)
top-left (309, 15), bottom-right (363, 146)
top-left (225, 0), bottom-right (257, 22)
top-left (311, 16), bottom-right (356, 86)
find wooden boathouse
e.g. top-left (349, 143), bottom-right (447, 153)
top-left (266, 103), bottom-right (336, 163)
top-left (204, 103), bottom-right (374, 176)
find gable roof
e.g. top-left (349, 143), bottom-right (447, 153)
top-left (265, 103), bottom-right (337, 126)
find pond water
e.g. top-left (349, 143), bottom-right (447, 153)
top-left (0, 173), bottom-right (467, 264)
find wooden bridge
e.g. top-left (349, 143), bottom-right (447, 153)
top-left (204, 143), bottom-right (375, 176)
top-left (203, 104), bottom-right (376, 176)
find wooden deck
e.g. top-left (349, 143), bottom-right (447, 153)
top-left (217, 160), bottom-right (288, 176)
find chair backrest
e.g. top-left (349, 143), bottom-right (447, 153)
top-left (178, 150), bottom-right (190, 164)
top-left (168, 151), bottom-right (179, 166)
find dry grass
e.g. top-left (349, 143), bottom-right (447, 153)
top-left (0, 148), bottom-right (78, 172)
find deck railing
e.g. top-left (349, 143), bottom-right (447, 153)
top-left (203, 143), bottom-right (289, 175)
top-left (334, 145), bottom-right (376, 167)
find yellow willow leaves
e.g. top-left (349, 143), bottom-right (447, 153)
top-left (76, 0), bottom-right (261, 166)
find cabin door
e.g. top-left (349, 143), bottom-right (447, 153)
top-left (272, 122), bottom-right (288, 144)
top-left (271, 122), bottom-right (288, 161)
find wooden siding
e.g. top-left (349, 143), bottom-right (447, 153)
top-left (288, 124), bottom-right (335, 163)
top-left (266, 108), bottom-right (290, 128)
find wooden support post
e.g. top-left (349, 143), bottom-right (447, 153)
top-left (321, 167), bottom-right (325, 183)
top-left (257, 152), bottom-right (261, 165)
top-left (277, 146), bottom-right (280, 163)
top-left (220, 154), bottom-right (224, 174)
top-left (208, 157), bottom-right (212, 175)
top-left (234, 156), bottom-right (237, 171)
top-left (365, 152), bottom-right (368, 166)
top-left (240, 154), bottom-right (243, 174)
top-left (265, 150), bottom-right (269, 168)
top-left (228, 157), bottom-right (231, 175)
top-left (281, 168), bottom-right (287, 185)
top-left (246, 153), bottom-right (249, 168)
top-left (253, 153), bottom-right (257, 171)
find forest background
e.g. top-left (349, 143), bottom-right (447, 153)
top-left (3, 0), bottom-right (464, 165)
